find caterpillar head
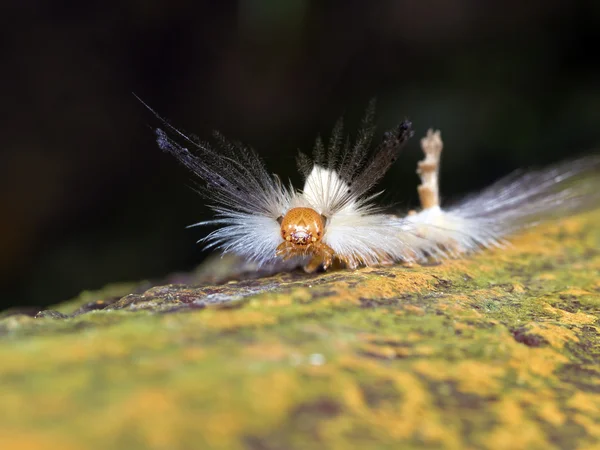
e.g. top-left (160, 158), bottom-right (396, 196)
top-left (279, 207), bottom-right (325, 246)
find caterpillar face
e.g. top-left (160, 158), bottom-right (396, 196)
top-left (279, 207), bottom-right (324, 246)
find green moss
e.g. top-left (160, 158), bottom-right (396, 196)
top-left (0, 211), bottom-right (599, 449)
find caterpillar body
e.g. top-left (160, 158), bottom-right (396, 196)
top-left (144, 100), bottom-right (599, 272)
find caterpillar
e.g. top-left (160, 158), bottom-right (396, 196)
top-left (141, 99), bottom-right (599, 272)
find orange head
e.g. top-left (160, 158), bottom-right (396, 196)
top-left (279, 207), bottom-right (325, 246)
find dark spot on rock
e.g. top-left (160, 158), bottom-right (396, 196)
top-left (358, 297), bottom-right (398, 308)
top-left (35, 310), bottom-right (69, 320)
top-left (358, 348), bottom-right (398, 360)
top-left (360, 379), bottom-right (402, 408)
top-left (243, 436), bottom-right (281, 450)
top-left (160, 303), bottom-right (207, 315)
top-left (432, 276), bottom-right (453, 289)
top-left (512, 327), bottom-right (548, 347)
top-left (558, 364), bottom-right (600, 393)
top-left (369, 270), bottom-right (396, 278)
top-left (551, 299), bottom-right (581, 314)
top-left (310, 290), bottom-right (337, 301)
top-left (428, 380), bottom-right (497, 436)
top-left (213, 299), bottom-right (247, 310)
top-left (491, 283), bottom-right (515, 293)
top-left (292, 398), bottom-right (342, 419)
top-left (108, 294), bottom-right (142, 310)
top-left (243, 398), bottom-right (341, 450)
top-left (539, 262), bottom-right (555, 271)
top-left (72, 297), bottom-right (120, 316)
top-left (465, 320), bottom-right (496, 330)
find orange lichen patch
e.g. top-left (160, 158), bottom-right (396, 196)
top-left (0, 328), bottom-right (171, 377)
top-left (484, 398), bottom-right (550, 450)
top-left (0, 430), bottom-right (80, 450)
top-left (245, 370), bottom-right (301, 420)
top-left (537, 401), bottom-right (567, 427)
top-left (436, 262), bottom-right (480, 283)
top-left (402, 304), bottom-right (426, 316)
top-left (512, 390), bottom-right (566, 428)
top-left (91, 388), bottom-right (185, 449)
top-left (511, 283), bottom-right (526, 293)
top-left (453, 361), bottom-right (505, 396)
top-left (567, 392), bottom-right (600, 415)
top-left (411, 360), bottom-right (453, 382)
top-left (475, 264), bottom-right (495, 273)
top-left (508, 345), bottom-right (569, 381)
top-left (356, 332), bottom-right (386, 342)
top-left (504, 232), bottom-right (561, 257)
top-left (287, 287), bottom-right (314, 302)
top-left (0, 387), bottom-right (80, 422)
top-left (559, 288), bottom-right (595, 297)
top-left (274, 268), bottom-right (439, 309)
top-left (452, 321), bottom-right (477, 334)
top-left (356, 342), bottom-right (409, 359)
top-left (517, 388), bottom-right (559, 409)
top-left (256, 295), bottom-right (294, 308)
top-left (243, 342), bottom-right (292, 362)
top-left (333, 358), bottom-right (463, 447)
top-left (412, 360), bottom-right (505, 397)
top-left (543, 304), bottom-right (597, 325)
top-left (470, 287), bottom-right (510, 298)
top-left (201, 310), bottom-right (278, 330)
top-left (521, 322), bottom-right (580, 349)
top-left (557, 217), bottom-right (586, 235)
top-left (537, 273), bottom-right (557, 281)
top-left (357, 333), bottom-right (425, 350)
top-left (414, 345), bottom-right (436, 356)
top-left (573, 414), bottom-right (600, 439)
top-left (439, 299), bottom-right (480, 316)
top-left (502, 212), bottom-right (598, 260)
top-left (389, 379), bottom-right (460, 445)
top-left (362, 270), bottom-right (434, 296)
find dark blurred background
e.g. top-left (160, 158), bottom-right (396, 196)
top-left (2, 0), bottom-right (599, 310)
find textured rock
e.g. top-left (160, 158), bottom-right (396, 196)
top-left (0, 211), bottom-right (599, 450)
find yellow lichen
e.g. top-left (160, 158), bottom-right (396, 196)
top-left (0, 209), bottom-right (598, 449)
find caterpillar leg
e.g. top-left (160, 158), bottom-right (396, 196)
top-left (303, 242), bottom-right (335, 273)
top-left (276, 240), bottom-right (335, 273)
top-left (417, 129), bottom-right (443, 209)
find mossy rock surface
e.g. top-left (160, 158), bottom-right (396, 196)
top-left (1, 211), bottom-right (599, 450)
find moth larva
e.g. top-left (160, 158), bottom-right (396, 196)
top-left (147, 100), bottom-right (439, 271)
top-left (142, 98), bottom-right (599, 272)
